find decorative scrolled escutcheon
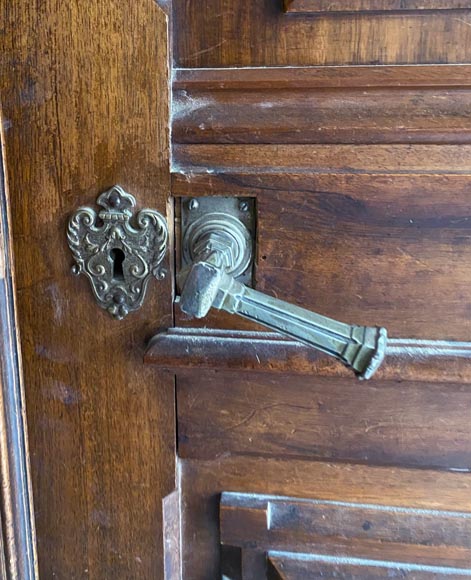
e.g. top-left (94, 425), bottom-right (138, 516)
top-left (67, 185), bottom-right (168, 320)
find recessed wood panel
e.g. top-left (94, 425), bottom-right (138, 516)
top-left (221, 492), bottom-right (471, 577)
top-left (173, 170), bottom-right (471, 342)
top-left (285, 0), bottom-right (471, 14)
top-left (180, 457), bottom-right (471, 579)
top-left (177, 372), bottom-right (471, 469)
top-left (173, 0), bottom-right (471, 66)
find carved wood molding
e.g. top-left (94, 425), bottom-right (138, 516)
top-left (173, 65), bottom-right (471, 146)
top-left (284, 0), bottom-right (471, 13)
top-left (145, 327), bottom-right (471, 384)
top-left (221, 491), bottom-right (471, 578)
top-left (0, 116), bottom-right (37, 577)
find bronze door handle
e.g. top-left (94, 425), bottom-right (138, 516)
top-left (177, 205), bottom-right (387, 380)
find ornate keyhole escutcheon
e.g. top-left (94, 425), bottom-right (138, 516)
top-left (67, 185), bottom-right (169, 320)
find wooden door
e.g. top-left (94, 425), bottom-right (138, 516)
top-left (2, 1), bottom-right (471, 579)
top-left (0, 1), bottom-right (174, 578)
top-left (159, 2), bottom-right (471, 579)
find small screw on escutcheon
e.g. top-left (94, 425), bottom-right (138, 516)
top-left (188, 199), bottom-right (199, 211)
top-left (239, 200), bottom-right (250, 212)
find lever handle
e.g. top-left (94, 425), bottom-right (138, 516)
top-left (178, 251), bottom-right (387, 380)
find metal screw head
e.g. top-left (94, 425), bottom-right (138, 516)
top-left (188, 199), bottom-right (199, 211)
top-left (239, 200), bottom-right (250, 212)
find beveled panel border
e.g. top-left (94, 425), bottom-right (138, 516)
top-left (0, 115), bottom-right (37, 578)
top-left (284, 0), bottom-right (471, 13)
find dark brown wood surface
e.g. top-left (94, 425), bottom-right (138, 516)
top-left (173, 67), bottom-right (471, 145)
top-left (174, 65), bottom-right (471, 90)
top-left (180, 457), bottom-right (471, 579)
top-left (221, 491), bottom-right (471, 577)
top-left (177, 372), bottom-right (471, 469)
top-left (0, 113), bottom-right (37, 578)
top-left (169, 23), bottom-right (471, 574)
top-left (284, 0), bottom-right (471, 13)
top-left (172, 170), bottom-right (471, 342)
top-left (146, 328), bottom-right (471, 384)
top-left (267, 554), bottom-right (470, 579)
top-left (172, 0), bottom-right (471, 67)
top-left (0, 1), bottom-right (174, 578)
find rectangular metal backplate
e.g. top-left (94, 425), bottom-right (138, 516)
top-left (180, 197), bottom-right (256, 286)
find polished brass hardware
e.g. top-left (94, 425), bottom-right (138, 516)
top-left (178, 201), bottom-right (387, 379)
top-left (67, 186), bottom-right (168, 319)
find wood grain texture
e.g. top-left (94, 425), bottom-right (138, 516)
top-left (177, 372), bottom-right (471, 469)
top-left (0, 113), bottom-right (37, 578)
top-left (0, 1), bottom-right (174, 578)
top-left (174, 89), bottom-right (471, 145)
top-left (221, 492), bottom-right (471, 573)
top-left (163, 491), bottom-right (182, 580)
top-left (180, 457), bottom-right (471, 579)
top-left (267, 553), bottom-right (471, 579)
top-left (146, 328), bottom-right (471, 384)
top-left (172, 0), bottom-right (471, 67)
top-left (173, 170), bottom-right (471, 342)
top-left (174, 65), bottom-right (471, 90)
top-left (173, 144), bottom-right (471, 174)
top-left (284, 0), bottom-right (471, 13)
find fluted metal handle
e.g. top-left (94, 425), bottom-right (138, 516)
top-left (177, 210), bottom-right (387, 379)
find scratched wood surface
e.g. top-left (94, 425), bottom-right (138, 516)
top-left (0, 1), bottom-right (174, 578)
top-left (177, 371), bottom-right (471, 469)
top-left (172, 169), bottom-right (471, 341)
top-left (284, 0), bottom-right (471, 13)
top-left (172, 0), bottom-right (471, 67)
top-left (221, 492), bottom-right (471, 577)
top-left (170, 3), bottom-right (471, 574)
top-left (179, 457), bottom-right (471, 578)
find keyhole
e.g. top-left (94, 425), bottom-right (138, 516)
top-left (110, 248), bottom-right (125, 281)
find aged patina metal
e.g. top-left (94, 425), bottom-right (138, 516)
top-left (179, 199), bottom-right (387, 379)
top-left (67, 185), bottom-right (168, 319)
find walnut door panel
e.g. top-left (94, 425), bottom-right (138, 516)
top-left (172, 65), bottom-right (471, 342)
top-left (220, 492), bottom-right (471, 579)
top-left (173, 0), bottom-right (471, 67)
top-left (285, 0), bottom-right (471, 13)
top-left (172, 170), bottom-right (471, 342)
top-left (178, 457), bottom-right (471, 579)
top-left (168, 63), bottom-right (471, 579)
top-left (176, 371), bottom-right (471, 470)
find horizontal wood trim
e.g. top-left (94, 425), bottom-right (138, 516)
top-left (181, 456), bottom-right (471, 578)
top-left (173, 65), bottom-right (471, 145)
top-left (176, 370), bottom-right (471, 469)
top-left (284, 0), bottom-right (471, 13)
top-left (145, 328), bottom-right (471, 385)
top-left (221, 492), bottom-right (471, 571)
top-left (174, 66), bottom-right (471, 90)
top-left (173, 87), bottom-right (471, 145)
top-left (173, 144), bottom-right (471, 174)
top-left (267, 552), bottom-right (471, 579)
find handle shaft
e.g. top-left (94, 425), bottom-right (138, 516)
top-left (179, 261), bottom-right (387, 379)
